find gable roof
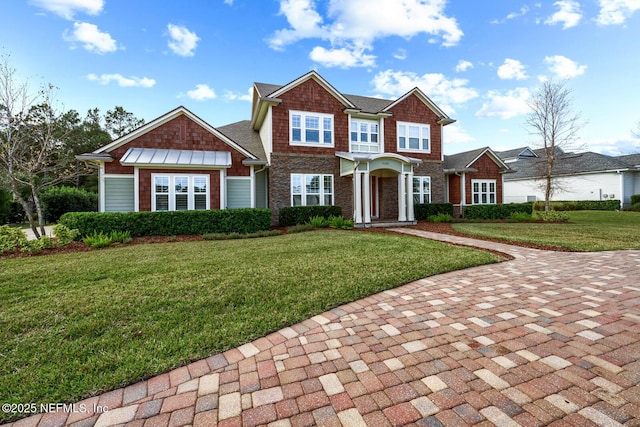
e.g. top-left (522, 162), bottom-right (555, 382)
top-left (94, 106), bottom-right (259, 161)
top-left (496, 146), bottom-right (539, 162)
top-left (617, 153), bottom-right (640, 167)
top-left (444, 147), bottom-right (510, 173)
top-left (505, 151), bottom-right (637, 181)
top-left (383, 87), bottom-right (455, 125)
top-left (216, 120), bottom-right (267, 163)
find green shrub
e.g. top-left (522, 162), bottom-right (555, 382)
top-left (82, 231), bottom-right (113, 248)
top-left (0, 225), bottom-right (27, 253)
top-left (535, 210), bottom-right (570, 222)
top-left (509, 212), bottom-right (534, 222)
top-left (414, 203), bottom-right (454, 220)
top-left (109, 230), bottom-right (132, 244)
top-left (40, 187), bottom-right (98, 223)
top-left (627, 202), bottom-right (640, 212)
top-left (60, 208), bottom-right (272, 237)
top-left (18, 235), bottom-right (54, 254)
top-left (53, 224), bottom-right (80, 245)
top-left (327, 215), bottom-right (354, 229)
top-left (0, 189), bottom-right (11, 225)
top-left (286, 224), bottom-right (314, 234)
top-left (307, 215), bottom-right (329, 228)
top-left (533, 200), bottom-right (619, 211)
top-left (428, 213), bottom-right (453, 223)
top-left (464, 203), bottom-right (533, 220)
top-left (279, 206), bottom-right (342, 227)
top-left (202, 229), bottom-right (282, 241)
top-left (631, 195), bottom-right (640, 205)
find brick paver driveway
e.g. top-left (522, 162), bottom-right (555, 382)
top-left (5, 230), bottom-right (639, 426)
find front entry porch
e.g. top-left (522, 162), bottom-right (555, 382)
top-left (337, 152), bottom-right (421, 228)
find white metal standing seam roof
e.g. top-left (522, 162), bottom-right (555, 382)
top-left (119, 148), bottom-right (232, 168)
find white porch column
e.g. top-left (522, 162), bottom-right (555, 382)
top-left (354, 172), bottom-right (363, 224)
top-left (406, 172), bottom-right (415, 221)
top-left (363, 171), bottom-right (371, 223)
top-left (398, 173), bottom-right (407, 221)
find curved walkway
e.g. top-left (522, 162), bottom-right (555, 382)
top-left (4, 231), bottom-right (640, 427)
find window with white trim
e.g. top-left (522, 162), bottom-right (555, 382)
top-left (472, 179), bottom-right (496, 204)
top-left (413, 176), bottom-right (431, 204)
top-left (350, 119), bottom-right (380, 153)
top-left (291, 174), bottom-right (333, 206)
top-left (397, 121), bottom-right (430, 152)
top-left (290, 111), bottom-right (334, 146)
top-left (152, 174), bottom-right (209, 211)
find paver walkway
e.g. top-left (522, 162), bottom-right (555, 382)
top-left (4, 230), bottom-right (640, 427)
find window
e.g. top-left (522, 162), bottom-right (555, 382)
top-left (291, 174), bottom-right (333, 206)
top-left (413, 176), bottom-right (431, 204)
top-left (397, 122), bottom-right (430, 152)
top-left (152, 174), bottom-right (209, 211)
top-left (350, 119), bottom-right (380, 153)
top-left (290, 111), bottom-right (334, 146)
top-left (472, 179), bottom-right (496, 204)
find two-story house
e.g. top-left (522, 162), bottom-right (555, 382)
top-left (78, 71), bottom-right (458, 226)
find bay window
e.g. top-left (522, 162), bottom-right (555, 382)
top-left (152, 174), bottom-right (209, 211)
top-left (291, 174), bottom-right (333, 206)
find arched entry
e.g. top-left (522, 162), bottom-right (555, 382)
top-left (337, 152), bottom-right (421, 227)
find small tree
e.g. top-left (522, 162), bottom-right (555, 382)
top-left (105, 106), bottom-right (145, 138)
top-left (0, 55), bottom-right (91, 238)
top-left (525, 80), bottom-right (585, 211)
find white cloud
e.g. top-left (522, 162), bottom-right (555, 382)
top-left (182, 84), bottom-right (216, 101)
top-left (63, 22), bottom-right (118, 54)
top-left (393, 48), bottom-right (407, 60)
top-left (87, 73), bottom-right (156, 88)
top-left (544, 55), bottom-right (587, 78)
top-left (476, 88), bottom-right (531, 119)
top-left (371, 69), bottom-right (478, 113)
top-left (167, 24), bottom-right (200, 57)
top-left (224, 0), bottom-right (233, 4)
top-left (497, 58), bottom-right (528, 80)
top-left (309, 45), bottom-right (376, 68)
top-left (224, 88), bottom-right (253, 102)
top-left (443, 124), bottom-right (475, 144)
top-left (491, 6), bottom-right (530, 24)
top-left (545, 0), bottom-right (582, 29)
top-left (268, 0), bottom-right (463, 67)
top-left (29, 0), bottom-right (104, 20)
top-left (455, 60), bottom-right (473, 73)
top-left (597, 0), bottom-right (640, 25)
top-left (588, 134), bottom-right (640, 155)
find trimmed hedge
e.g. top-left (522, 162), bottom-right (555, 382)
top-left (40, 186), bottom-right (98, 222)
top-left (464, 203), bottom-right (534, 220)
top-left (278, 205), bottom-right (342, 227)
top-left (532, 200), bottom-right (620, 211)
top-left (631, 195), bottom-right (640, 205)
top-left (414, 203), bottom-right (454, 220)
top-left (59, 208), bottom-right (272, 237)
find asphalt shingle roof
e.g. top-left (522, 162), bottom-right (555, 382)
top-left (443, 147), bottom-right (490, 171)
top-left (217, 120), bottom-right (267, 161)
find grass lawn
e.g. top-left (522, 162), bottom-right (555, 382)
top-left (452, 210), bottom-right (640, 251)
top-left (0, 230), bottom-right (499, 421)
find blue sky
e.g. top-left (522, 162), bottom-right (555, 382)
top-left (3, 0), bottom-right (639, 155)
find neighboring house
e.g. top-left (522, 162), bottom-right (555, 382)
top-left (443, 147), bottom-right (512, 215)
top-left (79, 70), bottom-right (458, 226)
top-left (496, 147), bottom-right (640, 208)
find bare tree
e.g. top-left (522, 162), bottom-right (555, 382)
top-left (525, 80), bottom-right (586, 211)
top-left (0, 55), bottom-right (88, 238)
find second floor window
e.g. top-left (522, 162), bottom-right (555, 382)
top-left (350, 119), bottom-right (380, 153)
top-left (290, 111), bottom-right (334, 146)
top-left (397, 122), bottom-right (430, 153)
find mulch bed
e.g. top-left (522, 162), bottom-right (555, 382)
top-left (0, 221), bottom-right (574, 260)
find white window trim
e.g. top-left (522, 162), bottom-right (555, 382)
top-left (413, 176), bottom-right (431, 204)
top-left (289, 110), bottom-right (334, 147)
top-left (397, 121), bottom-right (431, 153)
top-left (471, 179), bottom-right (497, 205)
top-left (291, 173), bottom-right (334, 207)
top-left (152, 173), bottom-right (210, 211)
top-left (350, 118), bottom-right (380, 153)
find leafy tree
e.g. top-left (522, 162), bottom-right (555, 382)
top-left (0, 55), bottom-right (91, 238)
top-left (525, 80), bottom-right (586, 211)
top-left (105, 106), bottom-right (145, 138)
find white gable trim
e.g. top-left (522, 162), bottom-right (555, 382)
top-left (269, 71), bottom-right (356, 109)
top-left (383, 88), bottom-right (455, 125)
top-left (95, 106), bottom-right (258, 160)
top-left (467, 148), bottom-right (510, 170)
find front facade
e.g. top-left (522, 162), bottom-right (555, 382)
top-left (80, 71), bottom-right (457, 226)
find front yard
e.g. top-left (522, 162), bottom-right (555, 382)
top-left (0, 230), bottom-right (499, 422)
top-left (452, 210), bottom-right (640, 251)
